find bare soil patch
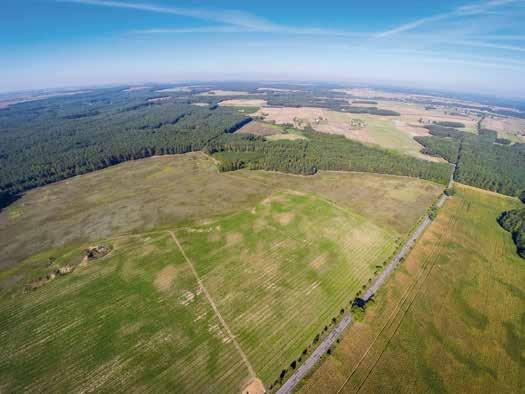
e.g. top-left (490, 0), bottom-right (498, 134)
top-left (310, 253), bottom-right (329, 271)
top-left (198, 90), bottom-right (255, 96)
top-left (220, 99), bottom-right (267, 107)
top-left (154, 265), bottom-right (178, 292)
top-left (274, 212), bottom-right (295, 225)
top-left (393, 119), bottom-right (430, 137)
top-left (237, 121), bottom-right (280, 136)
top-left (226, 232), bottom-right (244, 246)
top-left (266, 133), bottom-right (307, 141)
top-left (242, 377), bottom-right (265, 394)
top-left (122, 86), bottom-right (150, 92)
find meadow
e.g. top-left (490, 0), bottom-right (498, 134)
top-left (253, 106), bottom-right (445, 162)
top-left (299, 183), bottom-right (524, 393)
top-left (0, 153), bottom-right (443, 392)
top-left (0, 232), bottom-right (253, 392)
top-left (0, 153), bottom-right (272, 269)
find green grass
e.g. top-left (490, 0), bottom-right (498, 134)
top-left (362, 117), bottom-right (430, 159)
top-left (234, 106), bottom-right (260, 114)
top-left (299, 184), bottom-right (524, 393)
top-left (0, 192), bottom-right (398, 391)
top-left (0, 153), bottom-right (273, 269)
top-left (0, 153), bottom-right (443, 392)
top-left (0, 232), bottom-right (251, 392)
top-left (0, 153), bottom-right (442, 270)
top-left (175, 191), bottom-right (398, 384)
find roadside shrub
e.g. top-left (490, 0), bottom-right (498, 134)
top-left (444, 187), bottom-right (456, 196)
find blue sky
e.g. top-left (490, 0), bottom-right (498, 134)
top-left (1, 0), bottom-right (525, 97)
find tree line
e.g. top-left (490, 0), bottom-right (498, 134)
top-left (414, 123), bottom-right (525, 198)
top-left (207, 127), bottom-right (451, 184)
top-left (1, 89), bottom-right (451, 210)
top-left (498, 208), bottom-right (525, 259)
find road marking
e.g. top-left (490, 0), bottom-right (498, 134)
top-left (168, 230), bottom-right (256, 378)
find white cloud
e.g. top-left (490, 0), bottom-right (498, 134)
top-left (62, 0), bottom-right (280, 30)
top-left (63, 0), bottom-right (369, 37)
top-left (376, 0), bottom-right (525, 37)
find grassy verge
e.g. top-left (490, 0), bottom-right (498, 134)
top-left (298, 183), bottom-right (524, 393)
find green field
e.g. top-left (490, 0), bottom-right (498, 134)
top-left (360, 117), bottom-right (429, 159)
top-left (0, 232), bottom-right (254, 392)
top-left (299, 184), bottom-right (524, 393)
top-left (175, 191), bottom-right (398, 384)
top-left (0, 153), bottom-right (443, 392)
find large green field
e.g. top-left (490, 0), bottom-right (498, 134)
top-left (0, 153), bottom-right (443, 392)
top-left (299, 184), bottom-right (524, 393)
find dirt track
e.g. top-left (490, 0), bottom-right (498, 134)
top-left (168, 230), bottom-right (256, 379)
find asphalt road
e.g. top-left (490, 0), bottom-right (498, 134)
top-left (276, 314), bottom-right (352, 394)
top-left (277, 166), bottom-right (455, 393)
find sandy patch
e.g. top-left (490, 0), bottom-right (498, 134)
top-left (257, 87), bottom-right (301, 92)
top-left (220, 99), bottom-right (267, 107)
top-left (156, 87), bottom-right (192, 92)
top-left (147, 96), bottom-right (171, 103)
top-left (120, 321), bottom-right (144, 336)
top-left (393, 120), bottom-right (430, 137)
top-left (481, 116), bottom-right (525, 141)
top-left (274, 212), bottom-right (295, 225)
top-left (122, 86), bottom-right (150, 92)
top-left (198, 90), bottom-right (256, 96)
top-left (226, 232), bottom-right (244, 246)
top-left (310, 253), bottom-right (329, 271)
top-left (241, 378), bottom-right (265, 394)
top-left (256, 106), bottom-right (375, 144)
top-left (262, 193), bottom-right (287, 206)
top-left (266, 133), bottom-right (307, 141)
top-left (180, 290), bottom-right (196, 306)
top-left (208, 323), bottom-right (232, 344)
top-left (154, 265), bottom-right (178, 292)
top-left (256, 106), bottom-right (326, 128)
top-left (305, 281), bottom-right (321, 296)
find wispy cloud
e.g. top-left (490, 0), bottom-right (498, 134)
top-left (376, 0), bottom-right (524, 37)
top-left (61, 0), bottom-right (280, 30)
top-left (64, 0), bottom-right (525, 55)
top-left (449, 40), bottom-right (525, 51)
top-left (63, 0), bottom-right (367, 37)
top-left (133, 26), bottom-right (368, 37)
top-left (383, 48), bottom-right (525, 69)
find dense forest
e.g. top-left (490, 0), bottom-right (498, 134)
top-left (0, 88), bottom-right (248, 201)
top-left (207, 127), bottom-right (451, 184)
top-left (414, 123), bottom-right (525, 197)
top-left (498, 208), bottom-right (525, 259)
top-left (0, 88), bottom-right (453, 210)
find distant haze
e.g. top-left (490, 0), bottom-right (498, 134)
top-left (1, 0), bottom-right (525, 98)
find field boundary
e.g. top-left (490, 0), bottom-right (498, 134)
top-left (168, 230), bottom-right (256, 379)
top-left (277, 167), bottom-right (454, 393)
top-left (335, 204), bottom-right (460, 392)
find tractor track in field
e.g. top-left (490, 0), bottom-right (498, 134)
top-left (168, 230), bottom-right (256, 379)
